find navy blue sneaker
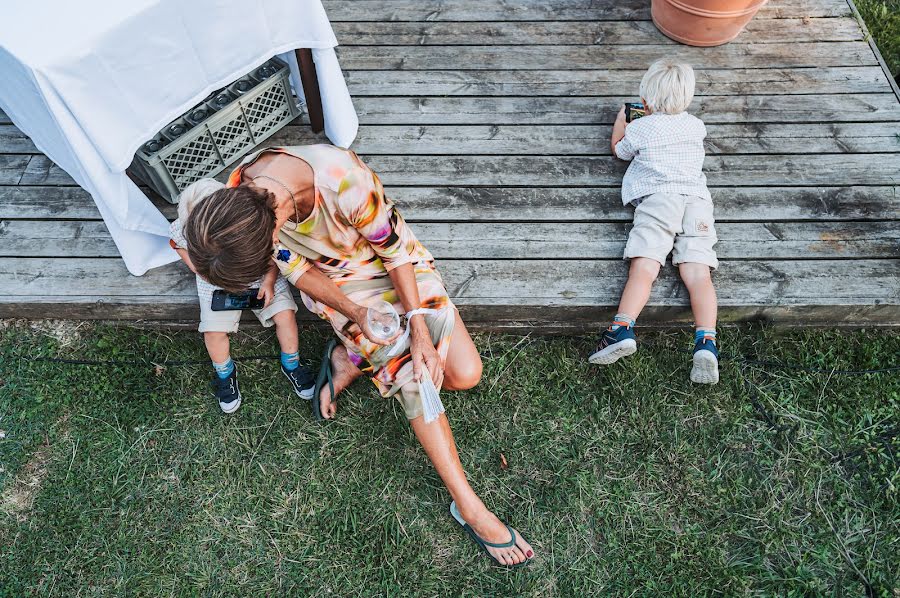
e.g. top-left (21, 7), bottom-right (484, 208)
top-left (212, 369), bottom-right (242, 414)
top-left (282, 363), bottom-right (316, 400)
top-left (691, 336), bottom-right (719, 384)
top-left (589, 323), bottom-right (637, 365)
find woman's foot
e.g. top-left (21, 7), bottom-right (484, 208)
top-left (318, 343), bottom-right (362, 419)
top-left (457, 502), bottom-right (534, 566)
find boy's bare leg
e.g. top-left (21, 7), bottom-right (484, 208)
top-left (616, 257), bottom-right (662, 321)
top-left (204, 331), bottom-right (231, 363)
top-left (271, 310), bottom-right (299, 355)
top-left (678, 262), bottom-right (717, 329)
top-left (679, 262), bottom-right (719, 384)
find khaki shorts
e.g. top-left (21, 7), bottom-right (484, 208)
top-left (624, 192), bottom-right (718, 269)
top-left (197, 275), bottom-right (298, 334)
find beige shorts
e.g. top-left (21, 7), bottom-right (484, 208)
top-left (624, 192), bottom-right (718, 269)
top-left (197, 275), bottom-right (298, 334)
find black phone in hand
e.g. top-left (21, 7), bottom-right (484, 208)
top-left (211, 289), bottom-right (265, 311)
top-left (625, 102), bottom-right (646, 123)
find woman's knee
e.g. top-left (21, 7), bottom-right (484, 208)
top-left (444, 353), bottom-right (483, 391)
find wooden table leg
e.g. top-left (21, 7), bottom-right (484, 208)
top-left (295, 48), bottom-right (325, 134)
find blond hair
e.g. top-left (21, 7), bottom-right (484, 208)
top-left (639, 58), bottom-right (695, 115)
top-left (177, 178), bottom-right (225, 222)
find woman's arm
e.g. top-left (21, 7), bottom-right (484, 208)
top-left (338, 163), bottom-right (444, 387)
top-left (388, 263), bottom-right (444, 388)
top-left (289, 264), bottom-right (395, 346)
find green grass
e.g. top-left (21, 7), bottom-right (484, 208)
top-left (856, 0), bottom-right (900, 78)
top-left (1, 321), bottom-right (898, 595)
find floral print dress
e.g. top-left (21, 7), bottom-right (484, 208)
top-left (226, 145), bottom-right (456, 419)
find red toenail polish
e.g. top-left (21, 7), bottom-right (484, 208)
top-left (527, 550), bottom-right (533, 558)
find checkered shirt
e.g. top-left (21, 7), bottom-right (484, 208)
top-left (614, 112), bottom-right (712, 205)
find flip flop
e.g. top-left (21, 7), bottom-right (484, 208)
top-left (449, 501), bottom-right (532, 568)
top-left (312, 338), bottom-right (337, 421)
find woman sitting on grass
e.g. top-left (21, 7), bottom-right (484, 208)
top-left (183, 144), bottom-right (534, 568)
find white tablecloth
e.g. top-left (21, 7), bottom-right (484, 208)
top-left (0, 0), bottom-right (358, 275)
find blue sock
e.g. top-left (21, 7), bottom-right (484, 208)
top-left (281, 350), bottom-right (300, 371)
top-left (213, 358), bottom-right (235, 379)
top-left (610, 314), bottom-right (636, 331)
top-left (695, 328), bottom-right (717, 344)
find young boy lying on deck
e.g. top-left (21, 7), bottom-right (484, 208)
top-left (589, 57), bottom-right (720, 384)
top-left (169, 179), bottom-right (316, 413)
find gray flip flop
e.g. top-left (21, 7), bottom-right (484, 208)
top-left (449, 501), bottom-right (532, 568)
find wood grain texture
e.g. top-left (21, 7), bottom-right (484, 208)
top-left (3, 185), bottom-right (897, 223)
top-left (321, 0), bottom-right (851, 22)
top-left (335, 43), bottom-right (878, 70)
top-left (348, 95), bottom-right (900, 125)
top-left (2, 0), bottom-right (899, 326)
top-left (331, 19), bottom-right (863, 46)
top-left (260, 123), bottom-right (900, 155)
top-left (1, 258), bottom-right (895, 309)
top-left (11, 152), bottom-right (900, 187)
top-left (5, 220), bottom-right (897, 260)
top-left (341, 67), bottom-right (894, 97)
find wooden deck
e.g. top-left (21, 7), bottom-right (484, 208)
top-left (1, 0), bottom-right (899, 329)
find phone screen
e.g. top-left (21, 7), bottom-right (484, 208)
top-left (224, 293), bottom-right (253, 309)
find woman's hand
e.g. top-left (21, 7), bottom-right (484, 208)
top-left (409, 316), bottom-right (443, 389)
top-left (350, 304), bottom-right (402, 346)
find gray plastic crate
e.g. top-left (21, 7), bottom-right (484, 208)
top-left (130, 57), bottom-right (301, 203)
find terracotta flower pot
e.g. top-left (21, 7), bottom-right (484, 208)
top-left (651, 0), bottom-right (769, 47)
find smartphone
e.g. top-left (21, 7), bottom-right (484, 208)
top-left (211, 289), bottom-right (265, 311)
top-left (625, 102), bottom-right (646, 123)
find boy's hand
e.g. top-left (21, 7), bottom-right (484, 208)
top-left (611, 105), bottom-right (628, 155)
top-left (257, 282), bottom-right (275, 308)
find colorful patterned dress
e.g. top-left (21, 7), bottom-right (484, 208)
top-left (226, 145), bottom-right (456, 419)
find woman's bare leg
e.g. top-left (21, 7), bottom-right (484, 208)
top-left (442, 310), bottom-right (483, 391)
top-left (410, 413), bottom-right (534, 565)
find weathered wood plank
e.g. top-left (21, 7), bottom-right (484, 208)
top-left (8, 113), bottom-right (900, 161)
top-left (14, 152), bottom-right (900, 187)
top-left (342, 67), bottom-right (895, 97)
top-left (4, 298), bottom-right (898, 326)
top-left (322, 0), bottom-right (851, 22)
top-left (0, 155), bottom-right (29, 185)
top-left (1, 258), bottom-right (895, 309)
top-left (3, 185), bottom-right (897, 223)
top-left (7, 96), bottom-right (900, 156)
top-left (335, 43), bottom-right (877, 70)
top-left (6, 220), bottom-right (897, 260)
top-left (0, 186), bottom-right (178, 220)
top-left (263, 123), bottom-right (900, 155)
top-left (0, 69), bottom-right (891, 120)
top-left (331, 18), bottom-right (863, 46)
top-left (348, 95), bottom-right (900, 125)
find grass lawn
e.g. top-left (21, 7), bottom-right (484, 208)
top-left (0, 321), bottom-right (898, 595)
top-left (856, 0), bottom-right (900, 79)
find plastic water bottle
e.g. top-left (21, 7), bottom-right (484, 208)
top-left (366, 300), bottom-right (400, 342)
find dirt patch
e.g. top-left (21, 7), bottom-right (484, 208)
top-left (27, 320), bottom-right (92, 348)
top-left (1, 413), bottom-right (71, 523)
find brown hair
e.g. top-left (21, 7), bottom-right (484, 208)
top-left (184, 185), bottom-right (276, 292)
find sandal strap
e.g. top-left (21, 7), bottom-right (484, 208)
top-left (467, 523), bottom-right (517, 549)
